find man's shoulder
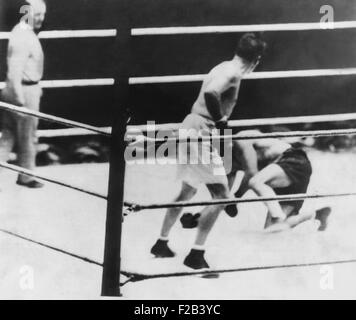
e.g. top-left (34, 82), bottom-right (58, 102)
top-left (8, 24), bottom-right (33, 48)
top-left (209, 61), bottom-right (229, 73)
top-left (10, 23), bottom-right (32, 38)
top-left (209, 61), bottom-right (241, 80)
top-left (12, 22), bottom-right (26, 32)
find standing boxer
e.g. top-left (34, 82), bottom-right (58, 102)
top-left (150, 33), bottom-right (267, 269)
top-left (0, 0), bottom-right (46, 188)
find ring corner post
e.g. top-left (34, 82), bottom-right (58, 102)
top-left (101, 92), bottom-right (127, 297)
top-left (101, 0), bottom-right (132, 297)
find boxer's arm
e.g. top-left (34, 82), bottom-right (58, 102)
top-left (6, 34), bottom-right (30, 106)
top-left (235, 131), bottom-right (260, 177)
top-left (204, 74), bottom-right (232, 122)
top-left (204, 91), bottom-right (223, 122)
top-left (234, 140), bottom-right (259, 196)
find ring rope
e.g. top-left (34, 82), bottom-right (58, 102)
top-left (129, 68), bottom-right (356, 85)
top-left (5, 67), bottom-right (355, 89)
top-left (131, 20), bottom-right (356, 36)
top-left (31, 113), bottom-right (356, 138)
top-left (120, 258), bottom-right (356, 285)
top-left (0, 101), bottom-right (111, 136)
top-left (0, 78), bottom-right (114, 90)
top-left (128, 191), bottom-right (356, 212)
top-left (40, 78), bottom-right (114, 88)
top-left (0, 159), bottom-right (136, 208)
top-left (37, 115), bottom-right (356, 138)
top-left (37, 127), bottom-right (112, 138)
top-left (127, 112), bottom-right (356, 134)
top-left (0, 161), bottom-right (108, 200)
top-left (4, 215), bottom-right (354, 287)
top-left (0, 228), bottom-right (103, 267)
top-left (0, 29), bottom-right (116, 40)
top-left (0, 21), bottom-right (352, 41)
top-left (130, 127), bottom-right (356, 144)
top-left (1, 68), bottom-right (355, 89)
top-left (0, 227), bottom-right (134, 280)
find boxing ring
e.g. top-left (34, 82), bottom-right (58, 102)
top-left (1, 2), bottom-right (356, 298)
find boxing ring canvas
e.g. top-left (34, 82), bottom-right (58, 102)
top-left (1, 151), bottom-right (356, 299)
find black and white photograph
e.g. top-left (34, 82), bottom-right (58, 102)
top-left (0, 0), bottom-right (356, 303)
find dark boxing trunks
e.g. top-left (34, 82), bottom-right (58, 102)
top-left (273, 148), bottom-right (312, 215)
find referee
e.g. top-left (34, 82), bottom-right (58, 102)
top-left (0, 0), bottom-right (46, 188)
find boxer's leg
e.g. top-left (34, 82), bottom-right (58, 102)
top-left (184, 182), bottom-right (229, 269)
top-left (151, 182), bottom-right (197, 258)
top-left (225, 140), bottom-right (259, 217)
top-left (16, 85), bottom-right (42, 186)
top-left (160, 182), bottom-right (197, 238)
top-left (248, 164), bottom-right (292, 221)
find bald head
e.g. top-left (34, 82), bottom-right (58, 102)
top-left (24, 0), bottom-right (46, 30)
top-left (26, 0), bottom-right (46, 9)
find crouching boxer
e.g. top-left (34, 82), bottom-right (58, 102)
top-left (183, 130), bottom-right (330, 232)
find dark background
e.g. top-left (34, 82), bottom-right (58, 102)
top-left (1, 0), bottom-right (356, 128)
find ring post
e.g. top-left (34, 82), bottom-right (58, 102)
top-left (101, 0), bottom-right (131, 297)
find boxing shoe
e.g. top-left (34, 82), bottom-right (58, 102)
top-left (17, 179), bottom-right (44, 189)
top-left (150, 239), bottom-right (175, 258)
top-left (184, 249), bottom-right (209, 270)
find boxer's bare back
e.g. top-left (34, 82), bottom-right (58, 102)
top-left (191, 60), bottom-right (244, 120)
